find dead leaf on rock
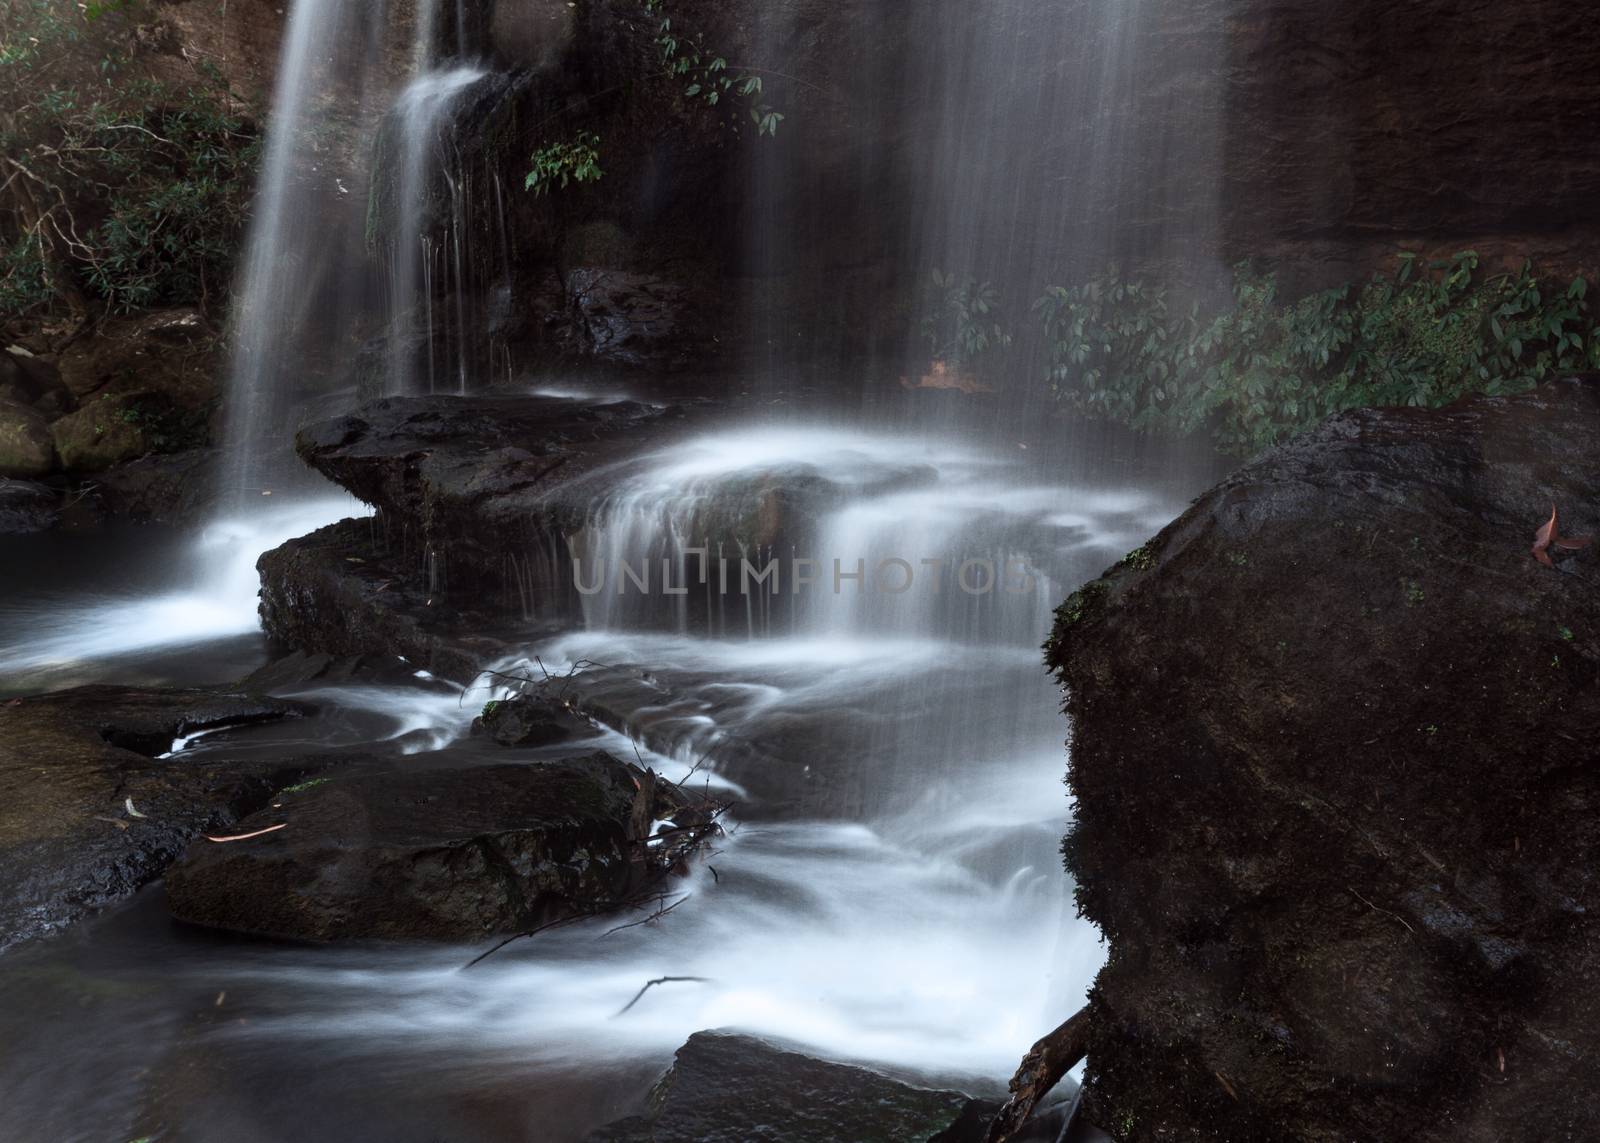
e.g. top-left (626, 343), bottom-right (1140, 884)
top-left (1532, 503), bottom-right (1593, 567)
top-left (898, 359), bottom-right (992, 394)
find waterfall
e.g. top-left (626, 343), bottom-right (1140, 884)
top-left (223, 0), bottom-right (492, 497)
top-left (382, 65), bottom-right (487, 397)
top-left (221, 0), bottom-right (368, 502)
top-left (901, 0), bottom-right (1225, 405)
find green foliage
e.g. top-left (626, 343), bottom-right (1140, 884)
top-left (643, 0), bottom-right (784, 137)
top-left (1039, 253), bottom-right (1600, 455)
top-left (524, 1), bottom-right (787, 196)
top-left (1121, 543), bottom-right (1156, 572)
top-left (525, 131), bottom-right (603, 196)
top-left (0, 1), bottom-right (259, 318)
top-left (919, 270), bottom-right (1012, 370)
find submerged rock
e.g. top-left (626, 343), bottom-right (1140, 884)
top-left (585, 1031), bottom-right (982, 1143)
top-left (1049, 378), bottom-right (1600, 1141)
top-left (164, 752), bottom-right (703, 942)
top-left (0, 686), bottom-right (317, 951)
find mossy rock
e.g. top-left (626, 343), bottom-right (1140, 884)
top-left (50, 390), bottom-right (204, 473)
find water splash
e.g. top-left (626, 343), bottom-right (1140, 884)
top-left (0, 496), bottom-right (367, 681)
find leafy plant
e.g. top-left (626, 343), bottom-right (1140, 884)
top-left (523, 1), bottom-right (787, 195)
top-left (0, 0), bottom-right (259, 321)
top-left (919, 270), bottom-right (1012, 370)
top-left (643, 0), bottom-right (784, 137)
top-left (1038, 253), bottom-right (1600, 455)
top-left (525, 131), bottom-right (603, 195)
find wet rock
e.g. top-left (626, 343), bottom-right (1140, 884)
top-left (164, 752), bottom-right (686, 942)
top-left (0, 399), bottom-right (57, 478)
top-left (292, 394), bottom-right (678, 608)
top-left (89, 447), bottom-right (220, 526)
top-left (240, 649), bottom-right (442, 693)
top-left (0, 686), bottom-right (317, 952)
top-left (585, 1031), bottom-right (979, 1143)
top-left (256, 517), bottom-right (526, 683)
top-left (0, 478), bottom-right (59, 533)
top-left (473, 692), bottom-right (591, 747)
top-left (566, 268), bottom-right (705, 370)
top-left (1049, 377), bottom-right (1600, 1141)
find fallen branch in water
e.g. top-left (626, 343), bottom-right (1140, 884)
top-left (461, 912), bottom-right (594, 969)
top-left (204, 823), bottom-right (287, 843)
top-left (614, 975), bottom-right (712, 1017)
top-left (984, 1006), bottom-right (1091, 1143)
top-left (604, 892), bottom-right (690, 936)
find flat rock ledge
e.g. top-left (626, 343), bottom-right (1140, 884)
top-left (1050, 377), bottom-right (1600, 1141)
top-left (0, 686), bottom-right (316, 952)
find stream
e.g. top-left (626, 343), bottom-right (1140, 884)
top-left (0, 404), bottom-right (1220, 1142)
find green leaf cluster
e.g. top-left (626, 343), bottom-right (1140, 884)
top-left (644, 0), bottom-right (784, 137)
top-left (1038, 252), bottom-right (1600, 455)
top-left (919, 269), bottom-right (1013, 369)
top-left (525, 131), bottom-right (603, 196)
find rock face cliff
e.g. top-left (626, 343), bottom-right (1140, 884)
top-left (1047, 377), bottom-right (1600, 1140)
top-left (1217, 0), bottom-right (1600, 289)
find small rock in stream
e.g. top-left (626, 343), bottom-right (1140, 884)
top-left (165, 752), bottom-right (711, 942)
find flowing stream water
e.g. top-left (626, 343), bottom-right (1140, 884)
top-left (0, 412), bottom-right (1222, 1141)
top-left (0, 0), bottom-right (1233, 1138)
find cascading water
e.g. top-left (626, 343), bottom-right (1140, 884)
top-left (382, 65), bottom-right (488, 397)
top-left (0, 0), bottom-right (1237, 1137)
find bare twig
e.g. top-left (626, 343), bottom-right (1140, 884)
top-left (204, 822), bottom-right (287, 843)
top-left (603, 893), bottom-right (690, 936)
top-left (613, 975), bottom-right (712, 1017)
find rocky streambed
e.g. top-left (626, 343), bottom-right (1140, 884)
top-left (10, 379), bottom-right (1599, 1140)
top-left (3, 389), bottom-right (1217, 1141)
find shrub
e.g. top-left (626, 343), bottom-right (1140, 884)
top-left (1038, 253), bottom-right (1600, 455)
top-left (919, 270), bottom-right (1013, 372)
top-left (0, 0), bottom-right (260, 321)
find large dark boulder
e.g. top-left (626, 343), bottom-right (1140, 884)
top-left (586, 1031), bottom-right (986, 1143)
top-left (90, 447), bottom-right (220, 526)
top-left (164, 752), bottom-right (699, 942)
top-left (1048, 377), bottom-right (1600, 1141)
top-left (0, 686), bottom-right (317, 951)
